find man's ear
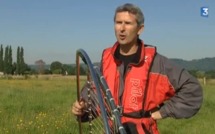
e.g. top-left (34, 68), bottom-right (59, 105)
top-left (137, 24), bottom-right (144, 36)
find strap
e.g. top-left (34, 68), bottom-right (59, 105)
top-left (121, 104), bottom-right (163, 119)
top-left (141, 50), bottom-right (157, 115)
top-left (122, 110), bottom-right (151, 119)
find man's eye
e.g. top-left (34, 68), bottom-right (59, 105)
top-left (125, 22), bottom-right (131, 25)
top-left (116, 21), bottom-right (122, 24)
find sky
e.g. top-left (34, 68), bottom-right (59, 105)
top-left (0, 0), bottom-right (214, 65)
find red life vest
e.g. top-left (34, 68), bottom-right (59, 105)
top-left (102, 41), bottom-right (175, 134)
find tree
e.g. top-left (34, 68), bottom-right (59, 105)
top-left (15, 46), bottom-right (27, 75)
top-left (8, 46), bottom-right (13, 74)
top-left (35, 59), bottom-right (46, 74)
top-left (74, 64), bottom-right (86, 75)
top-left (196, 71), bottom-right (205, 79)
top-left (188, 70), bottom-right (198, 78)
top-left (62, 64), bottom-right (74, 75)
top-left (0, 45), bottom-right (27, 75)
top-left (50, 61), bottom-right (62, 74)
top-left (196, 70), bottom-right (206, 85)
top-left (3, 46), bottom-right (9, 74)
top-left (16, 46), bottom-right (20, 74)
top-left (20, 47), bottom-right (26, 74)
top-left (205, 70), bottom-right (215, 79)
top-left (0, 44), bottom-right (3, 72)
top-left (3, 45), bottom-right (13, 74)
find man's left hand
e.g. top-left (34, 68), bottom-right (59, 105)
top-left (151, 111), bottom-right (162, 120)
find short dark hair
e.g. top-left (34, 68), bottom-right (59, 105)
top-left (114, 3), bottom-right (144, 26)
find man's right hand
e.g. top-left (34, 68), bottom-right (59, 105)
top-left (71, 100), bottom-right (86, 116)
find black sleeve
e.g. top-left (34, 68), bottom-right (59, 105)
top-left (78, 82), bottom-right (99, 122)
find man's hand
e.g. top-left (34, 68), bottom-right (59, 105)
top-left (151, 111), bottom-right (162, 120)
top-left (71, 100), bottom-right (86, 116)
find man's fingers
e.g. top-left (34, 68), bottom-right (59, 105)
top-left (79, 101), bottom-right (85, 107)
top-left (71, 100), bottom-right (86, 116)
top-left (74, 100), bottom-right (85, 109)
top-left (72, 106), bottom-right (83, 115)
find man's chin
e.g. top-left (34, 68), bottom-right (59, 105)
top-left (117, 40), bottom-right (128, 45)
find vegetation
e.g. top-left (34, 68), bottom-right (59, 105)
top-left (16, 46), bottom-right (26, 75)
top-left (0, 45), bottom-right (26, 75)
top-left (171, 57), bottom-right (215, 72)
top-left (0, 77), bottom-right (214, 134)
top-left (0, 44), bottom-right (215, 78)
top-left (0, 45), bottom-right (4, 71)
top-left (0, 44), bottom-right (88, 75)
top-left (0, 78), bottom-right (76, 134)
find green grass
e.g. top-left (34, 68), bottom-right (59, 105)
top-left (0, 78), bottom-right (79, 134)
top-left (0, 78), bottom-right (214, 133)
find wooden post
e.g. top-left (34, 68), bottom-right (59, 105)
top-left (203, 77), bottom-right (206, 85)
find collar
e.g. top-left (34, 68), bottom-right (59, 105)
top-left (113, 39), bottom-right (144, 66)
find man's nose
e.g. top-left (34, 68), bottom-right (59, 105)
top-left (119, 23), bottom-right (125, 31)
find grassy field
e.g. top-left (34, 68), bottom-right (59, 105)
top-left (0, 76), bottom-right (214, 134)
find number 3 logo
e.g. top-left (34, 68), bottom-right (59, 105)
top-left (201, 7), bottom-right (209, 17)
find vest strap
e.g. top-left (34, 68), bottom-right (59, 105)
top-left (121, 104), bottom-right (163, 119)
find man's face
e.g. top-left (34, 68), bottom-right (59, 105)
top-left (114, 11), bottom-right (143, 46)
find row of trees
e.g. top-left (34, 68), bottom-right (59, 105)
top-left (0, 44), bottom-right (215, 78)
top-left (0, 44), bottom-right (87, 76)
top-left (35, 60), bottom-right (86, 75)
top-left (0, 45), bottom-right (27, 75)
top-left (189, 70), bottom-right (215, 79)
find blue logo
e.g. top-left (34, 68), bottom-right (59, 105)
top-left (201, 7), bottom-right (209, 17)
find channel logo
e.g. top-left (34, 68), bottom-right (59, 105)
top-left (201, 7), bottom-right (209, 17)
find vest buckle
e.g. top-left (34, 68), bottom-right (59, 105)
top-left (117, 105), bottom-right (123, 116)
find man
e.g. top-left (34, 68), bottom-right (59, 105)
top-left (72, 3), bottom-right (203, 134)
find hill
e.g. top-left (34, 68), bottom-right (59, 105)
top-left (28, 57), bottom-right (215, 72)
top-left (171, 57), bottom-right (215, 71)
